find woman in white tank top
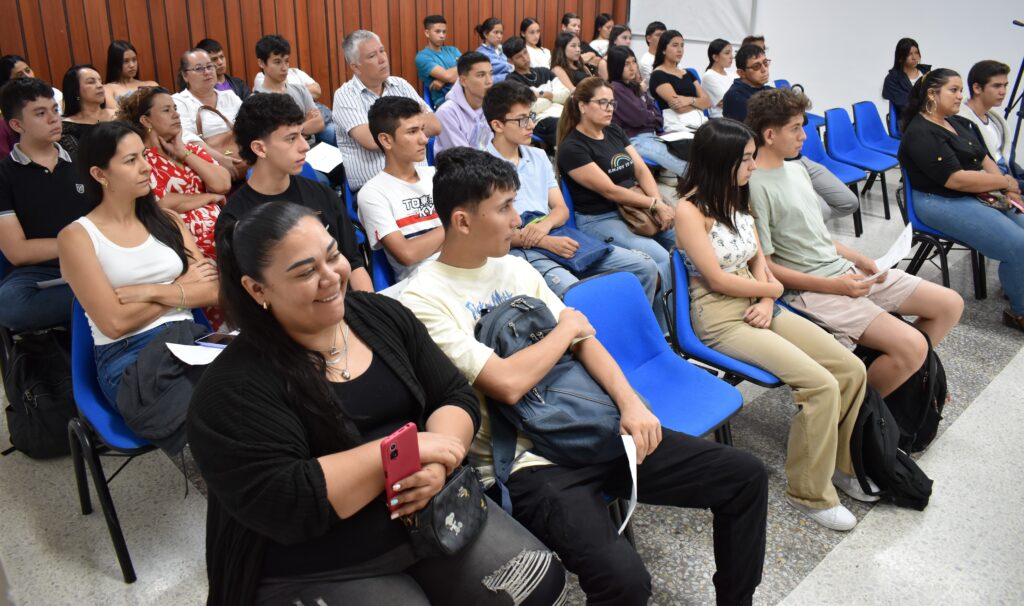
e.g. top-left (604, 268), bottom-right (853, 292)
top-left (57, 121), bottom-right (220, 405)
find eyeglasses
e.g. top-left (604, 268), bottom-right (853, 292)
top-left (184, 64), bottom-right (217, 74)
top-left (590, 99), bottom-right (617, 110)
top-left (501, 112), bottom-right (538, 128)
top-left (744, 59), bottom-right (771, 72)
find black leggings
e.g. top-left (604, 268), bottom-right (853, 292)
top-left (255, 498), bottom-right (568, 606)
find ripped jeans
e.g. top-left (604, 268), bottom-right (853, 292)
top-left (255, 496), bottom-right (568, 605)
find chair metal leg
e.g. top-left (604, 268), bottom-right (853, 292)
top-left (80, 431), bottom-right (138, 583)
top-left (936, 241), bottom-right (951, 287)
top-left (714, 422), bottom-right (734, 446)
top-left (879, 172), bottom-right (891, 220)
top-left (972, 252), bottom-right (987, 300)
top-left (848, 184), bottom-right (863, 237)
top-left (862, 172), bottom-right (877, 195)
top-left (905, 238), bottom-right (934, 275)
top-left (68, 418), bottom-right (92, 515)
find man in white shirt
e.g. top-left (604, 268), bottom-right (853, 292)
top-left (639, 21), bottom-right (665, 86)
top-left (958, 59), bottom-right (1023, 190)
top-left (332, 30), bottom-right (442, 191)
top-left (253, 35), bottom-right (323, 146)
top-left (358, 96), bottom-right (443, 281)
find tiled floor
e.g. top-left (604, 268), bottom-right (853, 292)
top-left (1, 169), bottom-right (1022, 604)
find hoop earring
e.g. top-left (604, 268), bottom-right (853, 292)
top-left (925, 98), bottom-right (937, 114)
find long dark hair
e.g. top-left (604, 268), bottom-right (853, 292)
top-left (901, 67), bottom-right (959, 130)
top-left (608, 25), bottom-right (631, 49)
top-left (61, 64), bottom-right (103, 117)
top-left (105, 40), bottom-right (137, 84)
top-left (476, 17), bottom-right (502, 41)
top-left (606, 46), bottom-right (641, 95)
top-left (552, 33), bottom-right (582, 81)
top-left (654, 29), bottom-right (683, 70)
top-left (891, 37), bottom-right (919, 72)
top-left (707, 39), bottom-right (730, 71)
top-left (520, 17), bottom-right (541, 47)
top-left (676, 118), bottom-right (755, 232)
top-left (557, 76), bottom-right (610, 147)
top-left (77, 121), bottom-right (188, 271)
top-left (0, 54), bottom-right (27, 88)
top-left (592, 13), bottom-right (613, 41)
top-left (216, 202), bottom-right (360, 453)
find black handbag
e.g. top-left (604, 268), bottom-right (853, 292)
top-left (404, 465), bottom-right (487, 558)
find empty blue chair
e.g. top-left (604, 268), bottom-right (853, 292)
top-left (774, 78), bottom-right (791, 89)
top-left (888, 102), bottom-right (901, 139)
top-left (563, 271), bottom-right (742, 443)
top-left (558, 179), bottom-right (578, 229)
top-left (852, 101), bottom-right (900, 157)
top-left (801, 123), bottom-right (866, 236)
top-left (666, 250), bottom-right (783, 388)
top-left (824, 107), bottom-right (898, 220)
top-left (370, 248), bottom-right (396, 291)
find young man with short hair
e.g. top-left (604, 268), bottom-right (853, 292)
top-left (217, 93), bottom-right (372, 291)
top-left (433, 52), bottom-right (494, 154)
top-left (195, 38), bottom-right (251, 100)
top-left (333, 30), bottom-right (441, 191)
top-left (415, 15), bottom-right (461, 109)
top-left (484, 80), bottom-right (658, 299)
top-left (561, 12), bottom-right (600, 69)
top-left (503, 36), bottom-right (566, 149)
top-left (254, 34), bottom-right (324, 145)
top-left (0, 78), bottom-right (91, 329)
top-left (358, 96), bottom-right (442, 281)
top-left (959, 59), bottom-right (1023, 190)
top-left (639, 21), bottom-right (666, 85)
top-left (746, 87), bottom-right (963, 397)
top-left (400, 146), bottom-right (767, 606)
top-left (722, 44), bottom-right (771, 122)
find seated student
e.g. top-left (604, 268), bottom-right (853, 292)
top-left (102, 40), bottom-right (159, 109)
top-left (520, 18), bottom-right (551, 68)
top-left (650, 30), bottom-right (712, 133)
top-left (560, 12), bottom-right (600, 71)
top-left (882, 38), bottom-right (930, 120)
top-left (190, 201), bottom-right (568, 606)
top-left (173, 48), bottom-right (245, 179)
top-left (747, 87), bottom-right (963, 396)
top-left (416, 15), bottom-right (461, 109)
top-left (59, 64), bottom-right (116, 155)
top-left (1, 55), bottom-right (64, 112)
top-left (250, 41), bottom-right (335, 148)
top-left (400, 147), bottom-right (768, 606)
top-left (475, 18), bottom-right (512, 84)
top-left (218, 93), bottom-right (373, 292)
top-left (556, 77), bottom-right (676, 311)
top-left (588, 13), bottom-right (614, 58)
top-left (0, 79), bottom-right (91, 330)
top-left (958, 60), bottom-right (1023, 190)
top-left (332, 30), bottom-right (441, 191)
top-left (638, 21), bottom-right (666, 86)
top-left (196, 38), bottom-right (251, 101)
top-left (434, 52), bottom-right (494, 154)
top-left (57, 121), bottom-right (219, 408)
top-left (595, 25), bottom-right (634, 81)
top-left (899, 69), bottom-right (1024, 330)
top-left (503, 36), bottom-right (567, 149)
top-left (703, 39), bottom-right (736, 118)
top-left (550, 32), bottom-right (593, 92)
top-left (253, 35), bottom-right (324, 146)
top-left (484, 81), bottom-right (659, 299)
top-left (359, 97), bottom-right (443, 281)
top-left (607, 46), bottom-right (687, 179)
top-left (675, 118), bottom-right (871, 530)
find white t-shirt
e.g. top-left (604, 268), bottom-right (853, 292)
top-left (589, 39), bottom-right (609, 57)
top-left (400, 255), bottom-right (563, 485)
top-left (527, 45), bottom-right (551, 68)
top-left (702, 68), bottom-right (736, 118)
top-left (357, 166), bottom-right (442, 281)
top-left (253, 67), bottom-right (316, 92)
top-left (981, 119), bottom-right (1005, 162)
top-left (172, 88), bottom-right (243, 145)
top-left (639, 52), bottom-right (655, 86)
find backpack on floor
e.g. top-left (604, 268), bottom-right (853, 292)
top-left (854, 318), bottom-right (947, 453)
top-left (850, 386), bottom-right (933, 510)
top-left (2, 329), bottom-right (76, 459)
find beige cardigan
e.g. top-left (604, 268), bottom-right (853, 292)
top-left (957, 103), bottom-right (1010, 162)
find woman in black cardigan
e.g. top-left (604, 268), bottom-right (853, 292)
top-left (188, 202), bottom-right (567, 605)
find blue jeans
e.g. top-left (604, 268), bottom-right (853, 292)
top-left (314, 102), bottom-right (337, 147)
top-left (629, 132), bottom-right (687, 177)
top-left (509, 245), bottom-right (659, 301)
top-left (94, 323), bottom-right (171, 406)
top-left (913, 190), bottom-right (1024, 314)
top-left (0, 265), bottom-right (73, 330)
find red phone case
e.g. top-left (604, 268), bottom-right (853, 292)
top-left (380, 422), bottom-right (420, 511)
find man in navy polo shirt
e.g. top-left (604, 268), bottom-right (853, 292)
top-left (0, 78), bottom-right (91, 330)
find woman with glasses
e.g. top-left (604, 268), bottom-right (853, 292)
top-left (172, 48), bottom-right (245, 179)
top-left (102, 40), bottom-right (159, 109)
top-left (650, 30), bottom-right (710, 133)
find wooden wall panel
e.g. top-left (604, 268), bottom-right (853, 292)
top-left (2, 0), bottom-right (630, 107)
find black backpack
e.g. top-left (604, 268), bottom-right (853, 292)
top-left (850, 386), bottom-right (933, 510)
top-left (854, 319), bottom-right (947, 453)
top-left (2, 329), bottom-right (76, 459)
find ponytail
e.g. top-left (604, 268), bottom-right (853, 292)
top-left (557, 76), bottom-right (609, 148)
top-left (900, 67), bottom-right (958, 131)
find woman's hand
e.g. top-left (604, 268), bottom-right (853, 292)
top-left (176, 259), bottom-right (218, 284)
top-left (389, 462), bottom-right (447, 518)
top-left (417, 431), bottom-right (466, 475)
top-left (743, 299), bottom-right (775, 329)
top-left (114, 284), bottom-right (156, 305)
top-left (541, 235), bottom-right (579, 258)
top-left (654, 201), bottom-right (675, 230)
top-left (210, 150), bottom-right (244, 179)
top-left (159, 133), bottom-right (189, 162)
top-left (520, 220), bottom-right (553, 248)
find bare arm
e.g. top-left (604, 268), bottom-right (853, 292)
top-left (305, 81), bottom-right (322, 100)
top-left (379, 226), bottom-right (443, 267)
top-left (428, 65), bottom-right (459, 85)
top-left (155, 192), bottom-right (224, 213)
top-left (349, 266), bottom-right (374, 292)
top-left (551, 66), bottom-right (576, 92)
top-left (420, 108), bottom-right (442, 137)
top-left (0, 216), bottom-right (58, 265)
top-left (567, 162), bottom-right (657, 209)
top-left (301, 108), bottom-right (325, 137)
top-left (944, 157), bottom-right (1021, 193)
top-left (348, 124), bottom-right (379, 151)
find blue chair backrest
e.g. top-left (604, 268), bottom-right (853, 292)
top-left (299, 161), bottom-right (319, 181)
top-left (422, 81), bottom-right (433, 109)
top-left (685, 67), bottom-right (702, 84)
top-left (888, 102), bottom-right (901, 138)
top-left (426, 137), bottom-right (436, 166)
top-left (370, 248), bottom-right (396, 291)
top-left (901, 169), bottom-right (937, 236)
top-left (774, 79), bottom-right (791, 89)
top-left (824, 108), bottom-right (860, 156)
top-left (800, 123), bottom-right (827, 163)
top-left (852, 101), bottom-right (892, 145)
top-left (558, 179), bottom-right (578, 229)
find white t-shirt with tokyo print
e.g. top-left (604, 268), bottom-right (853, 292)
top-left (356, 165), bottom-right (442, 281)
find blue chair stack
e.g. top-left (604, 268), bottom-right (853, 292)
top-left (801, 123), bottom-right (866, 237)
top-left (852, 101), bottom-right (900, 157)
top-left (824, 108), bottom-right (899, 220)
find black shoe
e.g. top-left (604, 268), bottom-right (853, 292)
top-left (1002, 308), bottom-right (1024, 332)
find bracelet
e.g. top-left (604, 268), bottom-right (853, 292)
top-left (176, 283), bottom-right (186, 312)
top-left (649, 198), bottom-right (659, 212)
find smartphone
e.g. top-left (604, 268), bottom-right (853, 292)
top-left (380, 422), bottom-right (420, 511)
top-left (194, 333), bottom-right (236, 349)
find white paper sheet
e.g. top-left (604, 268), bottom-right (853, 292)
top-left (860, 223), bottom-right (913, 282)
top-left (167, 342), bottom-right (223, 366)
top-left (305, 142), bottom-right (344, 174)
top-left (656, 130), bottom-right (695, 142)
top-left (618, 435), bottom-right (638, 535)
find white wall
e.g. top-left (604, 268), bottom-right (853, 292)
top-left (629, 0), bottom-right (1024, 160)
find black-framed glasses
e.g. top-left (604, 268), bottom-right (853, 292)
top-left (501, 112), bottom-right (538, 128)
top-left (590, 99), bottom-right (617, 110)
top-left (744, 59), bottom-right (771, 72)
top-left (184, 64), bottom-right (216, 74)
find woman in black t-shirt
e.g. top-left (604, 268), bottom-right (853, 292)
top-left (189, 202), bottom-right (567, 606)
top-left (897, 68), bottom-right (1024, 330)
top-left (551, 32), bottom-right (593, 92)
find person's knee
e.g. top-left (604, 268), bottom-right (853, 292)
top-left (579, 545), bottom-right (652, 605)
top-left (879, 328), bottom-right (928, 374)
top-left (482, 548), bottom-right (568, 606)
top-left (939, 288), bottom-right (965, 323)
top-left (828, 186), bottom-right (860, 215)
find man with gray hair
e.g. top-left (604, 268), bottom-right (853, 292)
top-left (332, 30), bottom-right (442, 190)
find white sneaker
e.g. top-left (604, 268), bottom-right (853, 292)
top-left (832, 470), bottom-right (880, 503)
top-left (788, 497), bottom-right (858, 531)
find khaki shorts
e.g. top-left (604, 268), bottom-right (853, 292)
top-left (788, 268), bottom-right (922, 347)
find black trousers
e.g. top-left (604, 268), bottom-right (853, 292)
top-left (505, 429), bottom-right (768, 606)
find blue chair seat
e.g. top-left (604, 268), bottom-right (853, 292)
top-left (825, 108), bottom-right (898, 171)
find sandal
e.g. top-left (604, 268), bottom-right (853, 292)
top-left (1001, 308), bottom-right (1024, 332)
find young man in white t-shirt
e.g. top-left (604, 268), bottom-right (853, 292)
top-left (639, 21), bottom-right (665, 86)
top-left (253, 35), bottom-right (324, 146)
top-left (399, 146), bottom-right (768, 606)
top-left (358, 96), bottom-right (443, 281)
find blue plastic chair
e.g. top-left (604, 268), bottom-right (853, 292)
top-left (666, 250), bottom-right (783, 388)
top-left (824, 107), bottom-right (899, 220)
top-left (558, 179), bottom-right (579, 229)
top-left (774, 78), bottom-right (791, 89)
top-left (801, 123), bottom-right (866, 237)
top-left (68, 300), bottom-right (210, 583)
top-left (370, 248), bottom-right (396, 292)
top-left (806, 113), bottom-right (825, 130)
top-left (888, 102), bottom-right (901, 139)
top-left (685, 67), bottom-right (702, 84)
top-left (852, 101), bottom-right (900, 157)
top-left (900, 171), bottom-right (987, 299)
top-left (342, 175), bottom-right (368, 247)
top-left (426, 136), bottom-right (435, 166)
top-left (563, 271), bottom-right (742, 444)
top-left (422, 80), bottom-right (434, 109)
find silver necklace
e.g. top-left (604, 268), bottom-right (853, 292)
top-left (323, 322), bottom-right (352, 380)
